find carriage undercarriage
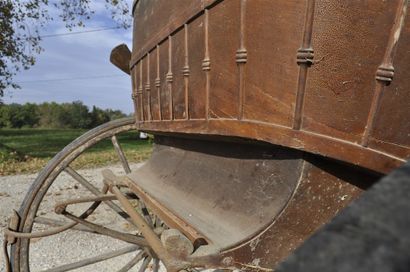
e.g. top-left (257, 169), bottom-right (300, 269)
top-left (3, 117), bottom-right (374, 272)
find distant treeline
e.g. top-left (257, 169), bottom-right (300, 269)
top-left (0, 101), bottom-right (128, 129)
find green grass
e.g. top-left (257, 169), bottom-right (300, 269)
top-left (0, 128), bottom-right (152, 175)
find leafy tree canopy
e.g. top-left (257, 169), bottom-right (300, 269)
top-left (0, 101), bottom-right (128, 129)
top-left (0, 0), bottom-right (131, 97)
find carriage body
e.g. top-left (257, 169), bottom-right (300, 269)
top-left (130, 0), bottom-right (410, 174)
top-left (127, 0), bottom-right (410, 268)
top-left (6, 1), bottom-right (410, 271)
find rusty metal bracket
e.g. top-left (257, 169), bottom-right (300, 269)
top-left (3, 210), bottom-right (20, 272)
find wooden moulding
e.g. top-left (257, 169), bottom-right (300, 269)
top-left (137, 119), bottom-right (404, 175)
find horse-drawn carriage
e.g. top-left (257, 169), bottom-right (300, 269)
top-left (4, 0), bottom-right (410, 271)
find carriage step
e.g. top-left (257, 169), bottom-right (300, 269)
top-left (125, 136), bottom-right (304, 251)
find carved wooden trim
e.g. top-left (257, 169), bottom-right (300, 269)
top-left (237, 0), bottom-right (247, 120)
top-left (293, 0), bottom-right (316, 130)
top-left (183, 24), bottom-right (190, 120)
top-left (167, 36), bottom-right (174, 120)
top-left (138, 60), bottom-right (144, 122)
top-left (361, 0), bottom-right (408, 147)
top-left (131, 67), bottom-right (139, 122)
top-left (145, 53), bottom-right (152, 121)
top-left (203, 9), bottom-right (211, 120)
top-left (156, 45), bottom-right (162, 121)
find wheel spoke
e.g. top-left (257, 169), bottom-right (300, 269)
top-left (34, 217), bottom-right (95, 233)
top-left (40, 245), bottom-right (139, 272)
top-left (55, 193), bottom-right (137, 213)
top-left (111, 135), bottom-right (132, 174)
top-left (152, 258), bottom-right (160, 272)
top-left (109, 185), bottom-right (170, 263)
top-left (61, 210), bottom-right (148, 247)
top-left (140, 204), bottom-right (154, 228)
top-left (138, 255), bottom-right (152, 272)
top-left (10, 118), bottom-right (145, 272)
top-left (64, 166), bottom-right (136, 226)
top-left (64, 166), bottom-right (102, 195)
top-left (117, 251), bottom-right (146, 272)
top-left (5, 193), bottom-right (105, 240)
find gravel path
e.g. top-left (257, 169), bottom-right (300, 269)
top-left (0, 163), bottom-right (167, 272)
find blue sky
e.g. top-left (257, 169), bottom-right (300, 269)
top-left (3, 1), bottom-right (134, 114)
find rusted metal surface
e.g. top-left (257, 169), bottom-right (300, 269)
top-left (127, 136), bottom-right (303, 251)
top-left (117, 135), bottom-right (379, 270)
top-left (131, 0), bottom-right (410, 174)
top-left (221, 154), bottom-right (378, 269)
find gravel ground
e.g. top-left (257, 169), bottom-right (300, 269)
top-left (0, 163), bottom-right (167, 272)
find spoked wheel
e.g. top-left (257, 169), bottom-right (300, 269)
top-left (5, 117), bottom-right (169, 272)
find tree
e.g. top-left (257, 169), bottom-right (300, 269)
top-left (0, 0), bottom-right (131, 97)
top-left (104, 108), bottom-right (127, 120)
top-left (0, 103), bottom-right (39, 128)
top-left (90, 105), bottom-right (110, 127)
top-left (66, 100), bottom-right (92, 128)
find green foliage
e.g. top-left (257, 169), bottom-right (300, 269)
top-left (0, 0), bottom-right (131, 95)
top-left (0, 128), bottom-right (152, 175)
top-left (0, 143), bottom-right (26, 163)
top-left (0, 101), bottom-right (127, 129)
top-left (0, 103), bottom-right (40, 128)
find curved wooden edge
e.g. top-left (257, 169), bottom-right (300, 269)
top-left (132, 0), bottom-right (220, 16)
top-left (136, 119), bottom-right (406, 175)
top-left (110, 44), bottom-right (131, 75)
top-left (130, 0), bottom-right (222, 66)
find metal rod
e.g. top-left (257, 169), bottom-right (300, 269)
top-left (152, 258), bottom-right (160, 272)
top-left (117, 251), bottom-right (146, 272)
top-left (61, 211), bottom-right (148, 247)
top-left (111, 135), bottom-right (132, 174)
top-left (34, 217), bottom-right (95, 233)
top-left (41, 245), bottom-right (139, 272)
top-left (64, 166), bottom-right (136, 226)
top-left (110, 186), bottom-right (173, 267)
top-left (55, 193), bottom-right (137, 214)
top-left (3, 240), bottom-right (11, 272)
top-left (138, 256), bottom-right (153, 272)
top-left (4, 190), bottom-right (106, 240)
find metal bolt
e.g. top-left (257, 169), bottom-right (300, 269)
top-left (222, 256), bottom-right (234, 266)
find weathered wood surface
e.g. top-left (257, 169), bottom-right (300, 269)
top-left (130, 0), bottom-right (410, 174)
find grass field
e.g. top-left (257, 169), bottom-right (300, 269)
top-left (0, 128), bottom-right (152, 176)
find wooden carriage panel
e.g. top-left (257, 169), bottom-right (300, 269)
top-left (133, 0), bottom-right (200, 56)
top-left (208, 0), bottom-right (240, 119)
top-left (171, 29), bottom-right (187, 120)
top-left (302, 0), bottom-right (398, 142)
top-left (369, 17), bottom-right (410, 158)
top-left (243, 0), bottom-right (305, 126)
top-left (188, 16), bottom-right (206, 120)
top-left (130, 0), bottom-right (410, 174)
